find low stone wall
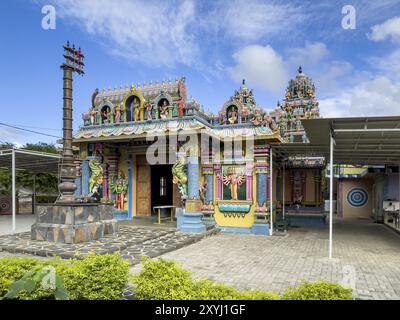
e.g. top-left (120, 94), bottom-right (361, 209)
top-left (31, 203), bottom-right (118, 244)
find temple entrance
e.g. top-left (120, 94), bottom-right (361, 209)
top-left (136, 159), bottom-right (151, 216)
top-left (151, 165), bottom-right (173, 215)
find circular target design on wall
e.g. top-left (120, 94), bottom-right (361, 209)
top-left (347, 188), bottom-right (368, 207)
top-left (0, 197), bottom-right (12, 214)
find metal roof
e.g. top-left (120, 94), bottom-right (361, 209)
top-left (0, 149), bottom-right (62, 175)
top-left (273, 116), bottom-right (400, 165)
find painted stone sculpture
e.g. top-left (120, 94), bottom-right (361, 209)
top-left (110, 171), bottom-right (128, 210)
top-left (88, 159), bottom-right (103, 194)
top-left (172, 150), bottom-right (188, 203)
top-left (222, 168), bottom-right (245, 200)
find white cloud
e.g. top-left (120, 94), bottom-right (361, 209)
top-left (0, 127), bottom-right (30, 146)
top-left (212, 0), bottom-right (306, 42)
top-left (367, 16), bottom-right (400, 42)
top-left (287, 42), bottom-right (329, 67)
top-left (228, 45), bottom-right (288, 95)
top-left (319, 76), bottom-right (400, 117)
top-left (368, 48), bottom-right (400, 79)
top-left (51, 0), bottom-right (198, 67)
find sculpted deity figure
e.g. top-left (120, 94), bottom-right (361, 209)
top-left (145, 102), bottom-right (153, 120)
top-left (91, 88), bottom-right (99, 108)
top-left (159, 100), bottom-right (169, 119)
top-left (88, 160), bottom-right (103, 195)
top-left (218, 111), bottom-right (225, 124)
top-left (110, 170), bottom-right (128, 210)
top-left (251, 110), bottom-right (263, 126)
top-left (133, 97), bottom-right (140, 121)
top-left (114, 103), bottom-right (122, 124)
top-left (222, 168), bottom-right (245, 201)
top-left (89, 107), bottom-right (98, 125)
top-left (178, 97), bottom-right (185, 117)
top-left (227, 106), bottom-right (238, 124)
top-left (102, 107), bottom-right (111, 124)
top-left (172, 146), bottom-right (188, 206)
top-left (295, 116), bottom-right (303, 131)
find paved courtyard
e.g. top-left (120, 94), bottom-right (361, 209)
top-left (0, 224), bottom-right (218, 264)
top-left (131, 219), bottom-right (400, 300)
top-left (0, 214), bottom-right (35, 235)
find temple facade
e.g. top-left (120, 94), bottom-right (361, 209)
top-left (72, 68), bottom-right (325, 235)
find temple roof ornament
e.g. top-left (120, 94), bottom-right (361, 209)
top-left (271, 67), bottom-right (321, 143)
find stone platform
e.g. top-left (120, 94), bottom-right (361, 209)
top-left (0, 225), bottom-right (219, 265)
top-left (31, 203), bottom-right (118, 243)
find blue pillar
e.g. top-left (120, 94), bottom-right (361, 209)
top-left (74, 176), bottom-right (82, 197)
top-left (180, 155), bottom-right (206, 234)
top-left (205, 174), bottom-right (214, 205)
top-left (81, 159), bottom-right (90, 195)
top-left (187, 156), bottom-right (199, 199)
top-left (257, 173), bottom-right (267, 207)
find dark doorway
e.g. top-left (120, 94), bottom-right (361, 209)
top-left (151, 165), bottom-right (173, 213)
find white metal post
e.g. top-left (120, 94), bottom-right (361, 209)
top-left (283, 163), bottom-right (285, 221)
top-left (329, 134), bottom-right (334, 259)
top-left (12, 148), bottom-right (16, 232)
top-left (270, 148), bottom-right (273, 235)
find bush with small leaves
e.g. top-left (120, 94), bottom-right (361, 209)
top-left (281, 281), bottom-right (353, 300)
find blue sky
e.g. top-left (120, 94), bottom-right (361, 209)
top-left (0, 0), bottom-right (400, 146)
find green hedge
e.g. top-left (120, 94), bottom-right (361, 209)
top-left (0, 253), bottom-right (130, 300)
top-left (281, 281), bottom-right (353, 300)
top-left (132, 257), bottom-right (352, 300)
top-left (132, 257), bottom-right (279, 300)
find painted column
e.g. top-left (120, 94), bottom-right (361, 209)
top-left (107, 155), bottom-right (119, 202)
top-left (127, 156), bottom-right (133, 219)
top-left (256, 169), bottom-right (268, 206)
top-left (102, 163), bottom-right (108, 200)
top-left (74, 159), bottom-right (82, 197)
top-left (202, 165), bottom-right (214, 205)
top-left (187, 156), bottom-right (200, 200)
top-left (81, 159), bottom-right (90, 195)
top-left (246, 162), bottom-right (253, 201)
top-left (215, 165), bottom-right (222, 200)
top-left (180, 153), bottom-right (206, 234)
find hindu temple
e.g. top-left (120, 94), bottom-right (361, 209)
top-left (72, 67), bottom-right (326, 235)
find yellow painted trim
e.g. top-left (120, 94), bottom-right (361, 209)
top-left (122, 85), bottom-right (145, 111)
top-left (132, 154), bottom-right (137, 217)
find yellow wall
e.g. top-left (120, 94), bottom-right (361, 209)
top-left (213, 169), bottom-right (256, 228)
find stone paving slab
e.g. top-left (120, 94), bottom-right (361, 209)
top-left (0, 225), bottom-right (219, 264)
top-left (130, 220), bottom-right (400, 300)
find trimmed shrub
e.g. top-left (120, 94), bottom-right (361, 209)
top-left (281, 281), bottom-right (353, 300)
top-left (0, 253), bottom-right (130, 300)
top-left (132, 257), bottom-right (195, 300)
top-left (132, 257), bottom-right (279, 300)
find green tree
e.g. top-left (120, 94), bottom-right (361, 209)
top-left (0, 142), bottom-right (60, 196)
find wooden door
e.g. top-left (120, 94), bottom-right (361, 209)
top-left (136, 161), bottom-right (151, 216)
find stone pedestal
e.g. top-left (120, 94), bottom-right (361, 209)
top-left (180, 199), bottom-right (206, 234)
top-left (31, 203), bottom-right (118, 244)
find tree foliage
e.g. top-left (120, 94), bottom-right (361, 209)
top-left (0, 142), bottom-right (60, 196)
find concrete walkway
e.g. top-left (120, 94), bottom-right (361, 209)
top-left (131, 219), bottom-right (400, 300)
top-left (0, 214), bottom-right (35, 236)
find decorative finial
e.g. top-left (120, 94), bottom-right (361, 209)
top-left (242, 79), bottom-right (246, 85)
top-left (298, 66), bottom-right (303, 74)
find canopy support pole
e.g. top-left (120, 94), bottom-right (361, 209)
top-left (12, 148), bottom-right (16, 232)
top-left (282, 163), bottom-right (285, 222)
top-left (329, 133), bottom-right (334, 259)
top-left (270, 148), bottom-right (273, 235)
